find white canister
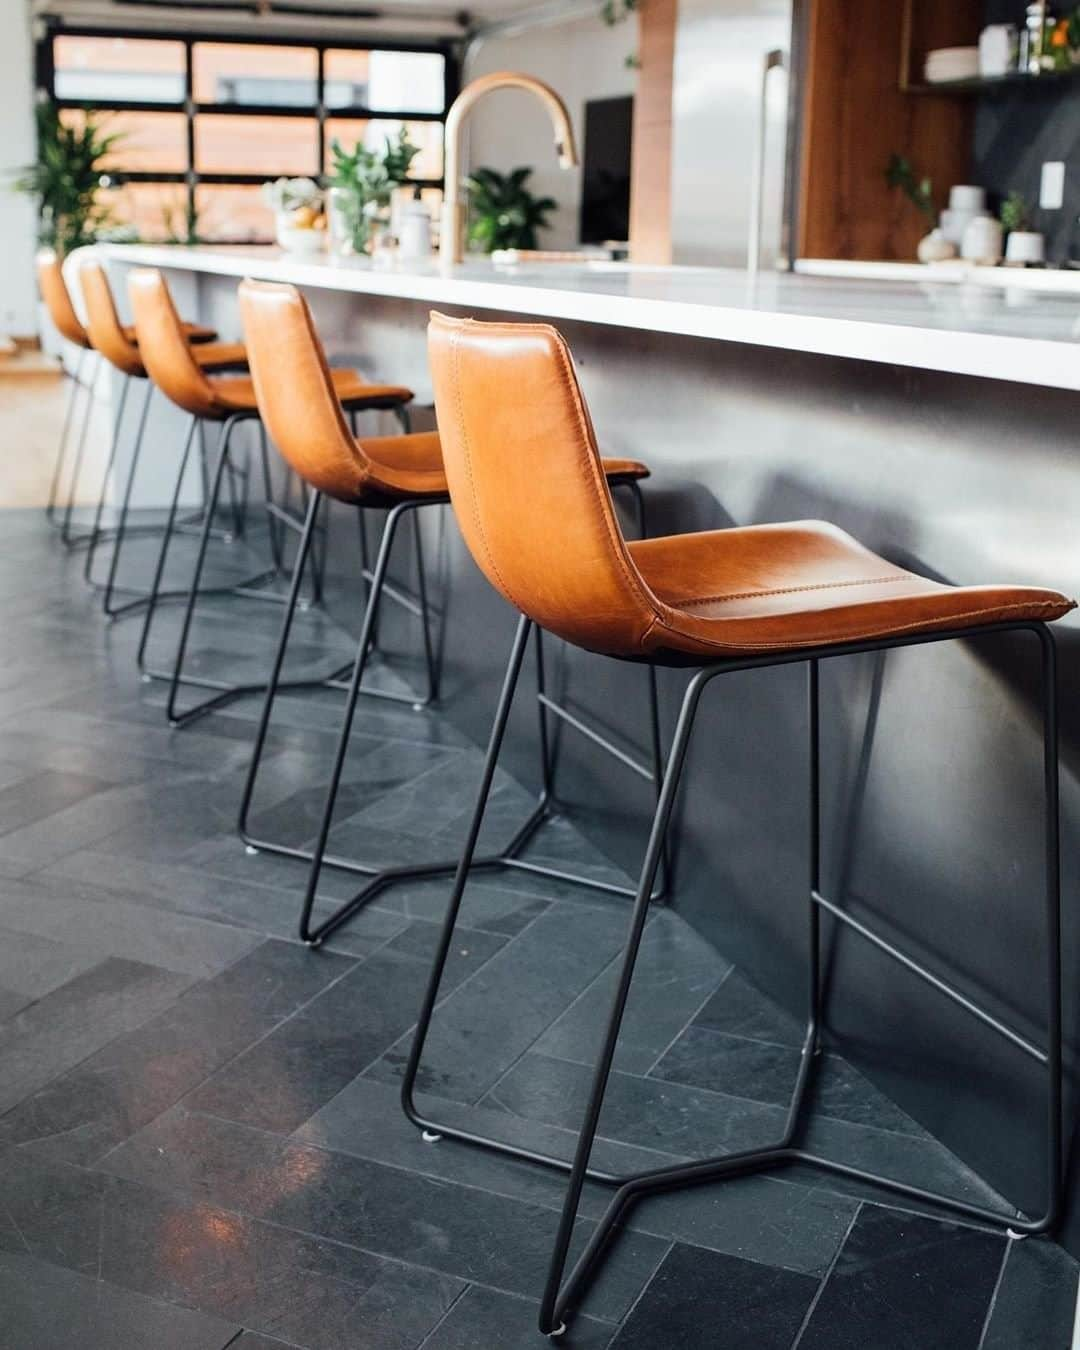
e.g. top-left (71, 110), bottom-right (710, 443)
top-left (960, 214), bottom-right (1003, 263)
top-left (398, 203), bottom-right (433, 261)
top-left (1004, 230), bottom-right (1046, 265)
top-left (949, 185), bottom-right (987, 212)
top-left (979, 24), bottom-right (1016, 77)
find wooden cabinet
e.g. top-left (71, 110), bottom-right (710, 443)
top-left (628, 0), bottom-right (983, 264)
top-left (797, 0), bottom-right (981, 260)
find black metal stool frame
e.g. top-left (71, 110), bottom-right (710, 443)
top-left (236, 479), bottom-right (668, 947)
top-left (135, 407), bottom-right (350, 728)
top-left (400, 613), bottom-right (1062, 1337)
top-left (47, 346), bottom-right (96, 529)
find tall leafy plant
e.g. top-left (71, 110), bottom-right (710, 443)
top-left (326, 127), bottom-right (419, 253)
top-left (466, 167), bottom-right (557, 253)
top-left (13, 102), bottom-right (121, 255)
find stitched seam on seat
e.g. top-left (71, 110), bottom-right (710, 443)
top-left (449, 326), bottom-right (528, 615)
top-left (649, 599), bottom-right (1067, 652)
top-left (673, 575), bottom-right (912, 607)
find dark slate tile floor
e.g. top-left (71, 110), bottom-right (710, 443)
top-left (0, 506), bottom-right (1075, 1347)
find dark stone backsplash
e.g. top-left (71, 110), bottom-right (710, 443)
top-left (971, 3), bottom-right (1080, 261)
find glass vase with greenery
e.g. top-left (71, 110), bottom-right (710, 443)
top-left (326, 127), bottom-right (419, 254)
top-left (466, 166), bottom-right (557, 253)
top-left (13, 101), bottom-right (121, 256)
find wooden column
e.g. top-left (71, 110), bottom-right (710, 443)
top-left (628, 0), bottom-right (676, 263)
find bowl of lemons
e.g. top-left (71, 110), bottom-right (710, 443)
top-left (264, 178), bottom-right (327, 256)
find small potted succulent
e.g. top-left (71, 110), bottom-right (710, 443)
top-left (1001, 191), bottom-right (1045, 265)
top-left (262, 177), bottom-right (326, 254)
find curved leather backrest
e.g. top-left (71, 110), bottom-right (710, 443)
top-left (127, 268), bottom-right (215, 416)
top-left (237, 279), bottom-right (368, 499)
top-left (427, 312), bottom-right (657, 653)
top-left (36, 250), bottom-right (89, 348)
top-left (79, 261), bottom-right (143, 376)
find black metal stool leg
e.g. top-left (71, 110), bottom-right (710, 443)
top-left (162, 414), bottom-right (244, 726)
top-left (411, 509), bottom-right (439, 706)
top-left (536, 667), bottom-right (708, 1336)
top-left (99, 380), bottom-right (155, 617)
top-left (136, 414), bottom-right (200, 673)
top-left (259, 423), bottom-right (284, 572)
top-left (47, 348), bottom-right (86, 524)
top-left (298, 500), bottom-right (415, 945)
top-left (401, 613), bottom-right (534, 1133)
top-left (81, 372), bottom-right (131, 574)
top-left (236, 489), bottom-right (323, 852)
top-left (60, 356), bottom-right (100, 546)
top-left (807, 658), bottom-right (823, 1045)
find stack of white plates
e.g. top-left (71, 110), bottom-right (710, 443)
top-left (924, 46), bottom-right (980, 83)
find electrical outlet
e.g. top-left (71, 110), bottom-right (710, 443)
top-left (1040, 161), bottom-right (1065, 211)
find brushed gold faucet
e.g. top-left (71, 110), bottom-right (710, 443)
top-left (440, 72), bottom-right (579, 266)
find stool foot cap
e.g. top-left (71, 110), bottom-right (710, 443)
top-left (245, 845), bottom-right (259, 856)
top-left (412, 703), bottom-right (425, 713)
top-left (548, 1324), bottom-right (567, 1339)
top-left (421, 1130), bottom-right (442, 1144)
top-left (304, 938), bottom-right (323, 949)
top-left (141, 673), bottom-right (152, 684)
top-left (222, 533), bottom-right (234, 544)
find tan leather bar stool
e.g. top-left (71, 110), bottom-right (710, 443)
top-left (35, 249), bottom-right (216, 545)
top-left (77, 259), bottom-right (244, 616)
top-left (234, 279), bottom-right (655, 947)
top-left (129, 267), bottom-right (415, 729)
top-left (402, 313), bottom-right (1075, 1337)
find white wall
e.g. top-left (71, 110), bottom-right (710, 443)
top-left (464, 14), bottom-right (636, 250)
top-left (0, 0), bottom-right (37, 336)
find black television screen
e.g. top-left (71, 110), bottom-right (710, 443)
top-left (579, 95), bottom-right (633, 245)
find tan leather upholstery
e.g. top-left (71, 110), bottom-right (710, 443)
top-left (80, 261), bottom-right (238, 380)
top-left (36, 250), bottom-right (90, 348)
top-left (38, 252), bottom-right (216, 354)
top-left (427, 313), bottom-right (1074, 660)
top-left (236, 278), bottom-right (439, 503)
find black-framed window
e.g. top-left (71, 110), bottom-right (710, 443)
top-left (39, 26), bottom-right (457, 243)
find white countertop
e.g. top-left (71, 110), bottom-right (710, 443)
top-left (95, 244), bottom-right (1080, 393)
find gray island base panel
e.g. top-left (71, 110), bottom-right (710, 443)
top-left (95, 245), bottom-right (1080, 1260)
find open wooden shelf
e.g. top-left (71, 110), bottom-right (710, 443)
top-left (906, 62), bottom-right (1080, 96)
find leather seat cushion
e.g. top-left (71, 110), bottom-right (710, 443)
top-left (210, 367), bottom-right (412, 414)
top-left (628, 520), bottom-right (1074, 657)
top-left (121, 322), bottom-right (217, 345)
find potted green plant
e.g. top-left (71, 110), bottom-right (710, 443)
top-left (12, 101), bottom-right (121, 255)
top-left (326, 128), bottom-right (419, 255)
top-left (885, 153), bottom-right (954, 262)
top-left (466, 167), bottom-right (557, 253)
top-left (1000, 190), bottom-right (1045, 265)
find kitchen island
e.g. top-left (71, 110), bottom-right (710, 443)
top-left (92, 244), bottom-right (1080, 1251)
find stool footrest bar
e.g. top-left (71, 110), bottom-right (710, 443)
top-left (811, 889), bottom-right (1046, 1062)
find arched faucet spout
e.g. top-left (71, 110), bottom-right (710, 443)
top-left (440, 73), bottom-right (579, 266)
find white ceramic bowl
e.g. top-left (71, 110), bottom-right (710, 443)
top-left (276, 225), bottom-right (325, 256)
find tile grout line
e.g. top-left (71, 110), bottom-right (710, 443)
top-left (503, 1044), bottom-right (942, 1146)
top-left (639, 963), bottom-right (737, 1078)
top-left (412, 1280), bottom-right (473, 1350)
top-left (974, 1236), bottom-right (1012, 1350)
top-left (61, 1121), bottom-right (636, 1320)
top-left (464, 939), bottom-right (633, 1110)
top-left (357, 890), bottom-right (587, 1098)
top-left (90, 943), bottom-right (366, 1168)
top-left (787, 1202), bottom-right (863, 1350)
top-left (602, 1238), bottom-right (676, 1344)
